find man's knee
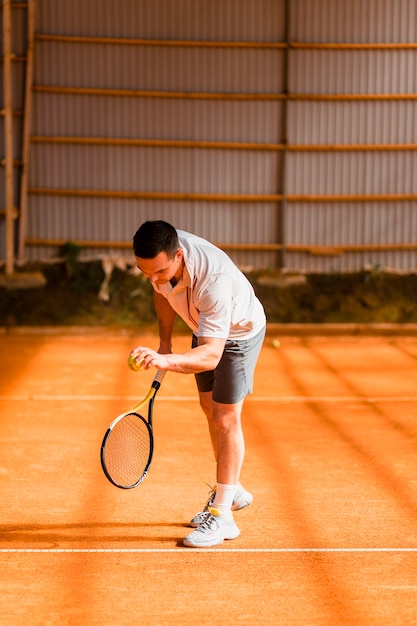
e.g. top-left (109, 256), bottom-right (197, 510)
top-left (198, 390), bottom-right (213, 418)
top-left (211, 400), bottom-right (244, 430)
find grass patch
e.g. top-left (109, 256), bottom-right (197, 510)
top-left (1, 262), bottom-right (417, 327)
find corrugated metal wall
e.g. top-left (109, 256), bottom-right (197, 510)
top-left (286, 0), bottom-right (417, 271)
top-left (24, 0), bottom-right (286, 268)
top-left (1, 0), bottom-right (417, 271)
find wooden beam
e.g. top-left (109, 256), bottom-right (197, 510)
top-left (32, 85), bottom-right (286, 101)
top-left (289, 93), bottom-right (417, 101)
top-left (32, 85), bottom-right (417, 102)
top-left (28, 188), bottom-right (283, 202)
top-left (34, 34), bottom-right (417, 51)
top-left (1, 2), bottom-right (28, 7)
top-left (30, 135), bottom-right (286, 151)
top-left (23, 238), bottom-right (417, 255)
top-left (288, 143), bottom-right (417, 152)
top-left (18, 0), bottom-right (36, 262)
top-left (0, 109), bottom-right (24, 117)
top-left (30, 135), bottom-right (417, 152)
top-left (2, 0), bottom-right (14, 275)
top-left (291, 42), bottom-right (417, 50)
top-left (288, 193), bottom-right (417, 203)
top-left (27, 187), bottom-right (417, 203)
top-left (35, 34), bottom-right (286, 49)
top-left (0, 54), bottom-right (26, 62)
top-left (0, 207), bottom-right (19, 218)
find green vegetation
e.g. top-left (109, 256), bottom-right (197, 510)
top-left (1, 261), bottom-right (417, 327)
top-left (252, 268), bottom-right (417, 324)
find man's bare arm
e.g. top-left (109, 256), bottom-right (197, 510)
top-left (131, 335), bottom-right (226, 374)
top-left (153, 291), bottom-right (177, 353)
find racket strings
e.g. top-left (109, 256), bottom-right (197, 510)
top-left (103, 413), bottom-right (152, 488)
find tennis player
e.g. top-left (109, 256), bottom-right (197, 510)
top-left (130, 220), bottom-right (266, 547)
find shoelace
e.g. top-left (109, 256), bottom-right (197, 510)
top-left (196, 511), bottom-right (221, 533)
top-left (195, 494), bottom-right (215, 524)
top-left (200, 484), bottom-right (216, 513)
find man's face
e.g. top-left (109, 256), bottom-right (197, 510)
top-left (135, 249), bottom-right (183, 286)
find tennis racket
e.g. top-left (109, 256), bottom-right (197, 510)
top-left (100, 369), bottom-right (166, 489)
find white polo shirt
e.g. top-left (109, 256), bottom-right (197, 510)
top-left (152, 230), bottom-right (266, 340)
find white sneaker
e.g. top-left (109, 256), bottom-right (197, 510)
top-left (183, 507), bottom-right (240, 548)
top-left (190, 485), bottom-right (253, 528)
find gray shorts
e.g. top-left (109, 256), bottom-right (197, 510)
top-left (192, 327), bottom-right (266, 404)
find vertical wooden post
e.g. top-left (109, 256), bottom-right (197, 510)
top-left (277, 0), bottom-right (290, 269)
top-left (2, 0), bottom-right (14, 275)
top-left (18, 0), bottom-right (37, 262)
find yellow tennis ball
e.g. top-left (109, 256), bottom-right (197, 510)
top-left (272, 339), bottom-right (280, 349)
top-left (128, 355), bottom-right (144, 371)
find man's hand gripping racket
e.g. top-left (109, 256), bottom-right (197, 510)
top-left (100, 369), bottom-right (166, 489)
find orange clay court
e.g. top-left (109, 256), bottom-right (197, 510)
top-left (0, 328), bottom-right (417, 625)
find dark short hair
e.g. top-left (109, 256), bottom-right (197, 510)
top-left (133, 220), bottom-right (179, 259)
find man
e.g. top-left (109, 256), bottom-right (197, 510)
top-left (130, 220), bottom-right (266, 548)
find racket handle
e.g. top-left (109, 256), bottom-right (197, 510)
top-left (153, 369), bottom-right (166, 386)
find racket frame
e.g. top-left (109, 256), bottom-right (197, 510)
top-left (100, 369), bottom-right (165, 489)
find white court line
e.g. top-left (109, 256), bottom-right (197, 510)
top-left (1, 395), bottom-right (416, 403)
top-left (0, 547), bottom-right (417, 554)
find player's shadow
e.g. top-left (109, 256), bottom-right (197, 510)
top-left (0, 521), bottom-right (188, 546)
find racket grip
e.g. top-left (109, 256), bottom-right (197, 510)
top-left (153, 369), bottom-right (166, 385)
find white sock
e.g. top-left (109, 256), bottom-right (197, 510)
top-left (213, 483), bottom-right (238, 516)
